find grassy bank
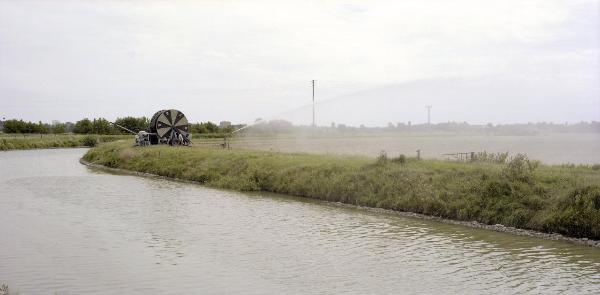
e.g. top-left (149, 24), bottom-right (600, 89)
top-left (0, 134), bottom-right (131, 151)
top-left (83, 142), bottom-right (600, 240)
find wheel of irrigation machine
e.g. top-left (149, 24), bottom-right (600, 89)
top-left (148, 109), bottom-right (189, 144)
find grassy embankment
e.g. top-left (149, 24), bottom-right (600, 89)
top-left (0, 134), bottom-right (131, 151)
top-left (83, 141), bottom-right (600, 240)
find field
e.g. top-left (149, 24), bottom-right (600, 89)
top-left (4, 132), bottom-right (598, 165)
top-left (83, 141), bottom-right (600, 240)
top-left (220, 133), bottom-right (600, 165)
top-left (0, 133), bottom-right (131, 151)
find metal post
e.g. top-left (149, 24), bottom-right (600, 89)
top-left (426, 105), bottom-right (432, 125)
top-left (312, 79), bottom-right (316, 127)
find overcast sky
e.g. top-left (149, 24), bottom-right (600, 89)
top-left (1, 0), bottom-right (598, 126)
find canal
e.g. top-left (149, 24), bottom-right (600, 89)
top-left (1, 149), bottom-right (599, 294)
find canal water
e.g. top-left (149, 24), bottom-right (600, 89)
top-left (1, 149), bottom-right (599, 294)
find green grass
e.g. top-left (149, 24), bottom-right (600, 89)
top-left (83, 142), bottom-right (600, 240)
top-left (0, 134), bottom-right (131, 151)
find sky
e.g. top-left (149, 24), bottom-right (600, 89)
top-left (0, 0), bottom-right (599, 126)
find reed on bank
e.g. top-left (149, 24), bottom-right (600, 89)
top-left (0, 134), bottom-right (130, 151)
top-left (83, 142), bottom-right (600, 240)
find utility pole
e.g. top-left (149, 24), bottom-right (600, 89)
top-left (426, 105), bottom-right (432, 125)
top-left (312, 79), bottom-right (316, 127)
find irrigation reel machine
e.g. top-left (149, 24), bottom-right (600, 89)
top-left (112, 109), bottom-right (192, 146)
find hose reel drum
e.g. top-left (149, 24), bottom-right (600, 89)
top-left (147, 109), bottom-right (190, 145)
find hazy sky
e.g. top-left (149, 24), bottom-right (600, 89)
top-left (1, 0), bottom-right (599, 126)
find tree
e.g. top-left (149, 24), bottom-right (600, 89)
top-left (36, 121), bottom-right (49, 134)
top-left (51, 122), bottom-right (67, 134)
top-left (92, 118), bottom-right (112, 134)
top-left (73, 118), bottom-right (93, 134)
top-left (3, 119), bottom-right (26, 133)
top-left (23, 121), bottom-right (36, 133)
top-left (64, 122), bottom-right (75, 133)
top-left (220, 125), bottom-right (234, 133)
top-left (2, 119), bottom-right (47, 133)
top-left (113, 117), bottom-right (149, 133)
top-left (190, 121), bottom-right (219, 133)
top-left (203, 121), bottom-right (219, 133)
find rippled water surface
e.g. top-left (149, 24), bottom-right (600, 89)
top-left (1, 149), bottom-right (599, 294)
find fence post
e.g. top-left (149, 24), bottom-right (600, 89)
top-left (416, 149), bottom-right (421, 160)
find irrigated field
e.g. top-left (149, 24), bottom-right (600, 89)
top-left (213, 133), bottom-right (600, 165)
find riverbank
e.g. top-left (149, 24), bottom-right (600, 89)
top-left (82, 142), bottom-right (600, 241)
top-left (78, 159), bottom-right (600, 247)
top-left (0, 134), bottom-right (130, 151)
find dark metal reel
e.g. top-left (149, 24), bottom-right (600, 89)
top-left (151, 109), bottom-right (189, 140)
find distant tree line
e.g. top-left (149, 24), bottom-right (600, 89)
top-left (4, 117), bottom-right (597, 135)
top-left (2, 120), bottom-right (51, 134)
top-left (0, 117), bottom-right (150, 135)
top-left (71, 117), bottom-right (150, 134)
top-left (241, 120), bottom-right (600, 135)
top-left (188, 122), bottom-right (239, 134)
top-left (1, 118), bottom-right (238, 135)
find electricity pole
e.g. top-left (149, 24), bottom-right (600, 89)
top-left (426, 105), bottom-right (432, 125)
top-left (312, 79), bottom-right (316, 127)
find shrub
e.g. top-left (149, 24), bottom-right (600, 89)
top-left (474, 151), bottom-right (509, 163)
top-left (503, 154), bottom-right (537, 183)
top-left (548, 186), bottom-right (600, 239)
top-left (392, 154), bottom-right (407, 165)
top-left (376, 150), bottom-right (388, 165)
top-left (81, 135), bottom-right (98, 147)
top-left (484, 180), bottom-right (512, 198)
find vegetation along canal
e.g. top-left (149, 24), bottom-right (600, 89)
top-left (1, 148), bottom-right (599, 294)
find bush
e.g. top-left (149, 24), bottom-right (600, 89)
top-left (503, 154), bottom-right (537, 183)
top-left (547, 186), bottom-right (600, 239)
top-left (81, 135), bottom-right (98, 147)
top-left (392, 154), bottom-right (407, 165)
top-left (375, 150), bottom-right (388, 165)
top-left (474, 151), bottom-right (509, 163)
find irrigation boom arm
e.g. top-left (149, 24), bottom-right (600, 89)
top-left (230, 118), bottom-right (266, 134)
top-left (109, 122), bottom-right (137, 134)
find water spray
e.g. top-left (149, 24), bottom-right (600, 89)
top-left (223, 79), bottom-right (320, 147)
top-left (230, 118), bottom-right (267, 134)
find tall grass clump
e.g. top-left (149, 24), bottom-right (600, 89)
top-left (473, 151), bottom-right (509, 163)
top-left (502, 154), bottom-right (539, 183)
top-left (391, 154), bottom-right (407, 165)
top-left (545, 186), bottom-right (600, 238)
top-left (83, 142), bottom-right (600, 240)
